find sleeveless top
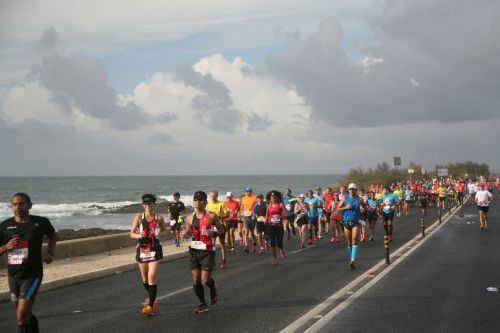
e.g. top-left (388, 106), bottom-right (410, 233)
top-left (267, 203), bottom-right (283, 226)
top-left (343, 195), bottom-right (360, 222)
top-left (191, 212), bottom-right (215, 252)
top-left (136, 214), bottom-right (162, 263)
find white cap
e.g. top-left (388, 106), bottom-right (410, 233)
top-left (299, 194), bottom-right (305, 198)
top-left (348, 183), bottom-right (358, 190)
top-left (226, 191), bottom-right (233, 197)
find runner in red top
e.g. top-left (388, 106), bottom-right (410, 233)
top-left (184, 191), bottom-right (224, 314)
top-left (265, 191), bottom-right (289, 265)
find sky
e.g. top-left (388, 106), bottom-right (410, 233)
top-left (0, 0), bottom-right (499, 177)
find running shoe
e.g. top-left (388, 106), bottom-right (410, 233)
top-left (141, 304), bottom-right (156, 316)
top-left (313, 236), bottom-right (318, 241)
top-left (229, 247), bottom-right (235, 254)
top-left (194, 304), bottom-right (209, 314)
top-left (173, 239), bottom-right (178, 246)
top-left (369, 235), bottom-right (374, 241)
top-left (330, 237), bottom-right (335, 243)
top-left (485, 221), bottom-right (488, 229)
top-left (210, 286), bottom-right (217, 305)
top-left (349, 260), bottom-right (356, 270)
top-left (280, 250), bottom-right (287, 259)
top-left (239, 240), bottom-right (244, 246)
top-left (360, 236), bottom-right (366, 242)
top-left (243, 246), bottom-right (249, 253)
top-left (308, 240), bottom-right (313, 245)
top-left (220, 260), bottom-right (226, 269)
top-left (252, 244), bottom-right (257, 253)
top-left (318, 235), bottom-right (323, 239)
top-left (272, 258), bottom-right (278, 265)
top-left (301, 244), bottom-right (305, 249)
top-left (258, 247), bottom-right (264, 255)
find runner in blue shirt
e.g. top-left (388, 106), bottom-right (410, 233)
top-left (305, 190), bottom-right (320, 245)
top-left (380, 187), bottom-right (398, 242)
top-left (283, 189), bottom-right (297, 240)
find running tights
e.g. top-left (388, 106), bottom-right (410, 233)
top-left (268, 226), bottom-right (284, 249)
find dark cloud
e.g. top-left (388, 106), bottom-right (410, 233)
top-left (147, 132), bottom-right (175, 145)
top-left (174, 63), bottom-right (243, 133)
top-left (246, 112), bottom-right (273, 132)
top-left (268, 1), bottom-right (500, 127)
top-left (32, 28), bottom-right (149, 130)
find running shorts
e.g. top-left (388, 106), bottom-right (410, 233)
top-left (296, 215), bottom-right (308, 227)
top-left (8, 275), bottom-right (42, 303)
top-left (382, 212), bottom-right (395, 222)
top-left (308, 216), bottom-right (319, 226)
top-left (341, 220), bottom-right (359, 230)
top-left (478, 206), bottom-right (489, 213)
top-left (227, 219), bottom-right (239, 229)
top-left (189, 248), bottom-right (216, 272)
top-left (256, 221), bottom-right (267, 233)
top-left (242, 217), bottom-right (255, 230)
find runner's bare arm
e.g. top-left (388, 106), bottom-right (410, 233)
top-left (184, 214), bottom-right (193, 239)
top-left (282, 204), bottom-right (290, 219)
top-left (129, 214), bottom-right (145, 239)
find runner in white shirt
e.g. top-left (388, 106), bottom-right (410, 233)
top-left (467, 181), bottom-right (476, 205)
top-left (474, 184), bottom-right (493, 230)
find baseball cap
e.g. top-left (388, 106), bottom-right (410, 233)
top-left (257, 194), bottom-right (264, 199)
top-left (299, 194), bottom-right (305, 198)
top-left (226, 191), bottom-right (233, 197)
top-left (244, 187), bottom-right (252, 192)
top-left (141, 194), bottom-right (156, 204)
top-left (348, 183), bottom-right (358, 190)
top-left (193, 191), bottom-right (207, 201)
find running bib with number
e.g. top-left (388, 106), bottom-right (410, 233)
top-left (285, 204), bottom-right (292, 211)
top-left (271, 216), bottom-right (281, 224)
top-left (244, 211), bottom-right (252, 217)
top-left (190, 241), bottom-right (207, 250)
top-left (139, 248), bottom-right (156, 261)
top-left (257, 216), bottom-right (266, 222)
top-left (169, 219), bottom-right (177, 226)
top-left (7, 241), bottom-right (29, 265)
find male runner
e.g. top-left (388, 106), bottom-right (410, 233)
top-left (184, 191), bottom-right (224, 314)
top-left (240, 187), bottom-right (258, 253)
top-left (168, 192), bottom-right (185, 247)
top-left (475, 184), bottom-right (493, 230)
top-left (380, 187), bottom-right (398, 242)
top-left (282, 189), bottom-right (297, 240)
top-left (223, 192), bottom-right (240, 254)
top-left (1, 193), bottom-right (57, 333)
top-left (206, 191), bottom-right (229, 269)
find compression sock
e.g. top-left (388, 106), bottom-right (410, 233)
top-left (351, 245), bottom-right (358, 261)
top-left (309, 229), bottom-right (313, 239)
top-left (143, 283), bottom-right (150, 292)
top-left (193, 283), bottom-right (206, 305)
top-left (30, 314), bottom-right (39, 333)
top-left (205, 278), bottom-right (217, 297)
top-left (347, 246), bottom-right (352, 256)
top-left (148, 284), bottom-right (157, 306)
top-left (388, 225), bottom-right (393, 236)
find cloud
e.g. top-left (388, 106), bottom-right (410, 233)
top-left (174, 62), bottom-right (243, 133)
top-left (31, 28), bottom-right (149, 129)
top-left (246, 112), bottom-right (273, 132)
top-left (268, 0), bottom-right (500, 127)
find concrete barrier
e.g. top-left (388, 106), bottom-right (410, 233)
top-left (1, 232), bottom-right (138, 268)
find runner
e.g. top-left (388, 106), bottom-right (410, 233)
top-left (184, 191), bottom-right (224, 314)
top-left (314, 187), bottom-right (325, 238)
top-left (240, 187), bottom-right (258, 253)
top-left (130, 194), bottom-right (167, 316)
top-left (337, 183), bottom-right (366, 269)
top-left (206, 191), bottom-right (229, 269)
top-left (265, 191), bottom-right (289, 265)
top-left (253, 194), bottom-right (268, 254)
top-left (167, 192), bottom-right (185, 247)
top-left (294, 194), bottom-right (309, 248)
top-left (329, 193), bottom-right (343, 243)
top-left (366, 191), bottom-right (380, 241)
top-left (223, 192), bottom-right (240, 255)
top-left (323, 188), bottom-right (335, 236)
top-left (358, 188), bottom-right (368, 242)
top-left (403, 186), bottom-right (413, 216)
top-left (283, 189), bottom-right (297, 240)
top-left (437, 182), bottom-right (447, 211)
top-left (417, 186), bottom-right (429, 217)
top-left (393, 185), bottom-right (404, 217)
top-left (304, 190), bottom-right (320, 245)
top-left (0, 193), bottom-right (57, 333)
top-left (380, 187), bottom-right (398, 242)
top-left (475, 184), bottom-right (493, 230)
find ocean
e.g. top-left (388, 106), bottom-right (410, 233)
top-left (0, 174), bottom-right (344, 230)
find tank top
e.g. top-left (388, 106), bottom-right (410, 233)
top-left (190, 212), bottom-right (215, 252)
top-left (138, 214), bottom-right (161, 247)
top-left (267, 203), bottom-right (283, 226)
top-left (343, 195), bottom-right (360, 222)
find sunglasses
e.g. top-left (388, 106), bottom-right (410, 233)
top-left (143, 202), bottom-right (154, 205)
top-left (349, 188), bottom-right (357, 190)
top-left (193, 197), bottom-right (205, 202)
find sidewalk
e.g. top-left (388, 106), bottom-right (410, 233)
top-left (0, 238), bottom-right (192, 301)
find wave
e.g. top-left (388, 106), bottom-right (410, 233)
top-left (0, 201), bottom-right (136, 220)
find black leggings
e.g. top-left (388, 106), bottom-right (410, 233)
top-left (268, 225), bottom-right (284, 249)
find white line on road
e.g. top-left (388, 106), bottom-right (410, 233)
top-left (280, 205), bottom-right (461, 333)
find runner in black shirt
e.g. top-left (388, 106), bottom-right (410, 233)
top-left (167, 192), bottom-right (185, 247)
top-left (0, 193), bottom-right (56, 333)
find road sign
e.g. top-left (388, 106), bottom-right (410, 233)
top-left (394, 157), bottom-right (401, 166)
top-left (437, 168), bottom-right (449, 177)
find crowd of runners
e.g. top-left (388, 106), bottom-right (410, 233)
top-left (0, 175), bottom-right (498, 331)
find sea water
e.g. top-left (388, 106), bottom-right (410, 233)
top-left (0, 174), bottom-right (343, 230)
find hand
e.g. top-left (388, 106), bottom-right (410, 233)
top-left (44, 252), bottom-right (54, 264)
top-left (141, 230), bottom-right (148, 238)
top-left (8, 236), bottom-right (21, 250)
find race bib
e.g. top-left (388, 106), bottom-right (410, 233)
top-left (285, 204), bottom-right (292, 211)
top-left (139, 248), bottom-right (156, 262)
top-left (257, 216), bottom-right (266, 222)
top-left (271, 216), bottom-right (281, 224)
top-left (7, 241), bottom-right (28, 265)
top-left (190, 241), bottom-right (207, 250)
top-left (244, 211), bottom-right (252, 217)
top-left (169, 219), bottom-right (177, 226)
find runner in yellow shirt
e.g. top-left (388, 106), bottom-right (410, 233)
top-left (206, 191), bottom-right (229, 269)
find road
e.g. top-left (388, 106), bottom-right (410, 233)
top-left (0, 203), bottom-right (477, 333)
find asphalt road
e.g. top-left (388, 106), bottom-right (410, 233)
top-left (0, 205), bottom-right (455, 333)
top-left (313, 201), bottom-right (500, 333)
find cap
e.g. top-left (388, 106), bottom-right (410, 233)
top-left (141, 194), bottom-right (156, 204)
top-left (257, 194), bottom-right (264, 199)
top-left (226, 191), bottom-right (233, 197)
top-left (348, 183), bottom-right (358, 190)
top-left (270, 191), bottom-right (279, 196)
top-left (193, 190), bottom-right (207, 201)
top-left (299, 194), bottom-right (305, 198)
top-left (244, 187), bottom-right (252, 192)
